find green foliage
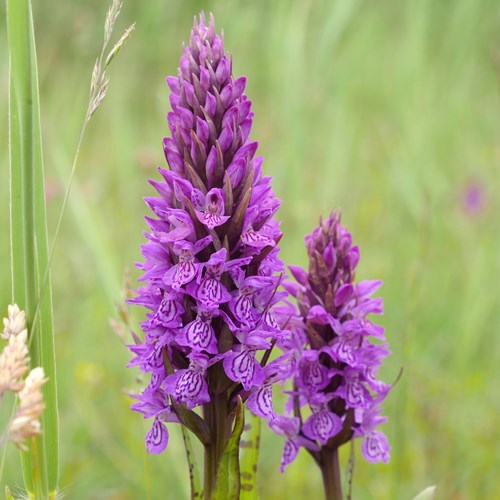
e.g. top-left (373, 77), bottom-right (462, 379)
top-left (212, 398), bottom-right (244, 500)
top-left (240, 411), bottom-right (261, 500)
top-left (5, 0), bottom-right (58, 495)
top-left (181, 427), bottom-right (203, 500)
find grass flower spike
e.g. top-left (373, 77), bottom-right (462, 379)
top-left (2, 304), bottom-right (27, 340)
top-left (1, 304), bottom-right (29, 395)
top-left (1, 305), bottom-right (47, 452)
top-left (0, 329), bottom-right (30, 395)
top-left (9, 367), bottom-right (48, 451)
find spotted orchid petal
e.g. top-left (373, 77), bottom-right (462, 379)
top-left (361, 431), bottom-right (390, 463)
top-left (146, 418), bottom-right (169, 454)
top-left (302, 409), bottom-right (342, 446)
top-left (223, 348), bottom-right (264, 391)
top-left (247, 383), bottom-right (275, 419)
top-left (177, 315), bottom-right (218, 354)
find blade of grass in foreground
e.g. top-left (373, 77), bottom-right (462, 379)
top-left (6, 0), bottom-right (59, 497)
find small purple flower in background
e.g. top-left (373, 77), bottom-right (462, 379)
top-left (460, 179), bottom-right (487, 216)
top-left (128, 13), bottom-right (288, 472)
top-left (271, 211), bottom-right (391, 497)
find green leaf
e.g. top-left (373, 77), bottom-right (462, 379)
top-left (212, 397), bottom-right (245, 500)
top-left (239, 410), bottom-right (261, 500)
top-left (181, 427), bottom-right (203, 500)
top-left (6, 0), bottom-right (58, 496)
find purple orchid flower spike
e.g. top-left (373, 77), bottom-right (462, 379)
top-left (268, 212), bottom-right (392, 499)
top-left (127, 12), bottom-right (290, 495)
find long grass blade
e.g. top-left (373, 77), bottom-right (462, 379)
top-left (6, 0), bottom-right (59, 496)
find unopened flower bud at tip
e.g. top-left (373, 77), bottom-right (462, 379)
top-left (2, 304), bottom-right (26, 340)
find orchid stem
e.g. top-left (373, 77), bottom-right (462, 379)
top-left (320, 447), bottom-right (343, 500)
top-left (203, 390), bottom-right (228, 499)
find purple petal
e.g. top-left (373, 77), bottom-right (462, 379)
top-left (356, 280), bottom-right (382, 299)
top-left (218, 125), bottom-right (234, 152)
top-left (269, 415), bottom-right (301, 438)
top-left (298, 359), bottom-right (329, 393)
top-left (194, 277), bottom-right (232, 306)
top-left (146, 419), bottom-right (169, 454)
top-left (178, 317), bottom-right (218, 354)
top-left (247, 384), bottom-right (275, 419)
top-left (241, 228), bottom-right (275, 249)
top-left (345, 374), bottom-right (367, 408)
top-left (349, 246), bottom-right (360, 269)
top-left (230, 294), bottom-right (255, 326)
top-left (163, 261), bottom-right (197, 289)
top-left (191, 189), bottom-right (206, 211)
top-left (302, 410), bottom-right (342, 445)
top-left (193, 235), bottom-right (213, 254)
top-left (233, 141), bottom-right (258, 162)
top-left (223, 348), bottom-right (264, 391)
top-left (166, 76), bottom-right (180, 94)
top-left (280, 439), bottom-right (300, 472)
top-left (331, 336), bottom-right (358, 366)
top-left (216, 57), bottom-right (230, 85)
top-left (352, 298), bottom-right (384, 317)
top-left (361, 431), bottom-right (390, 463)
top-left (288, 265), bottom-right (308, 286)
top-left (233, 76), bottom-right (246, 99)
top-left (334, 284), bottom-right (354, 307)
top-left (307, 305), bottom-right (331, 325)
top-left (164, 368), bottom-right (210, 409)
top-left (322, 241), bottom-right (336, 269)
top-left (220, 83), bottom-right (234, 108)
top-left (196, 211), bottom-right (230, 229)
top-left (151, 297), bottom-right (184, 327)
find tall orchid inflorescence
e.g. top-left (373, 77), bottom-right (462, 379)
top-left (271, 212), bottom-right (391, 497)
top-left (128, 13), bottom-right (287, 494)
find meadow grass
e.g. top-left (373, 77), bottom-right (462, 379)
top-left (1, 0), bottom-right (499, 498)
top-left (5, 0), bottom-right (58, 495)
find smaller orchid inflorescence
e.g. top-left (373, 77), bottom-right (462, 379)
top-left (270, 212), bottom-right (391, 477)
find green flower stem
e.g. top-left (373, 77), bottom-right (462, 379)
top-left (320, 447), bottom-right (343, 500)
top-left (203, 389), bottom-right (229, 499)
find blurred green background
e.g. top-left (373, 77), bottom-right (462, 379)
top-left (1, 0), bottom-right (499, 498)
